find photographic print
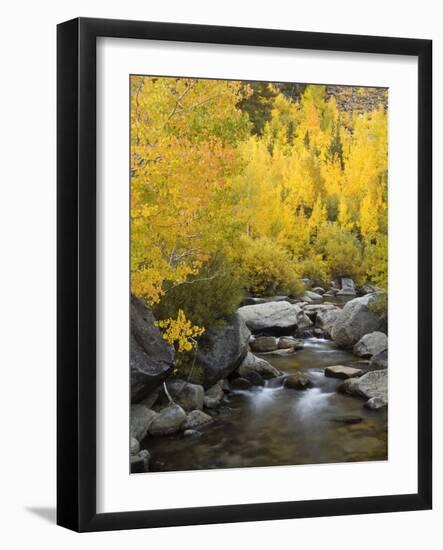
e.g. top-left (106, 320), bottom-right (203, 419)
top-left (129, 76), bottom-right (388, 474)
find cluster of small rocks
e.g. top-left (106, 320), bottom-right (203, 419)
top-left (325, 86), bottom-right (388, 116)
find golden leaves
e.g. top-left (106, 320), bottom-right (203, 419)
top-left (156, 310), bottom-right (205, 352)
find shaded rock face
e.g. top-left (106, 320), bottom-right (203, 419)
top-left (183, 429), bottom-right (202, 438)
top-left (324, 365), bottom-right (363, 379)
top-left (130, 405), bottom-right (157, 442)
top-left (148, 404), bottom-right (186, 436)
top-left (331, 294), bottom-right (386, 348)
top-left (237, 301), bottom-right (311, 335)
top-left (130, 437), bottom-right (140, 455)
top-left (130, 295), bottom-right (175, 403)
top-left (237, 352), bottom-right (280, 379)
top-left (196, 313), bottom-right (250, 389)
top-left (369, 350), bottom-right (388, 370)
top-left (353, 331), bottom-right (388, 358)
top-left (203, 382), bottom-right (224, 408)
top-left (162, 380), bottom-right (204, 412)
top-left (316, 308), bottom-right (341, 339)
top-left (230, 377), bottom-right (252, 390)
top-left (243, 370), bottom-right (265, 387)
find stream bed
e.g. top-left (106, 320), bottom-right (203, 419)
top-left (145, 337), bottom-right (388, 472)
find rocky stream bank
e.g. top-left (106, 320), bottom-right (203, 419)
top-left (130, 278), bottom-right (388, 473)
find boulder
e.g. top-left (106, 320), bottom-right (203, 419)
top-left (339, 370), bottom-right (388, 406)
top-left (284, 372), bottom-right (312, 390)
top-left (312, 286), bottom-right (325, 295)
top-left (300, 277), bottom-right (313, 288)
top-left (338, 377), bottom-right (360, 395)
top-left (237, 352), bottom-right (280, 379)
top-left (295, 311), bottom-right (313, 333)
top-left (139, 387), bottom-right (160, 409)
top-left (303, 290), bottom-right (323, 301)
top-left (316, 308), bottom-right (341, 339)
top-left (183, 409), bottom-right (213, 430)
top-left (337, 277), bottom-right (356, 296)
top-left (364, 397), bottom-right (387, 410)
top-left (278, 337), bottom-right (304, 350)
top-left (130, 449), bottom-right (151, 473)
top-left (196, 313), bottom-right (250, 388)
top-left (369, 350), bottom-right (388, 370)
top-left (203, 381), bottom-right (224, 408)
top-left (130, 437), bottom-right (140, 455)
top-left (353, 331), bottom-right (388, 358)
top-left (237, 301), bottom-right (312, 335)
top-left (355, 370), bottom-right (388, 403)
top-left (250, 336), bottom-right (278, 352)
top-left (148, 404), bottom-right (186, 436)
top-left (163, 379), bottom-right (204, 411)
top-left (331, 294), bottom-right (386, 348)
top-left (130, 295), bottom-right (175, 403)
top-left (324, 365), bottom-right (364, 379)
top-left (130, 405), bottom-right (157, 442)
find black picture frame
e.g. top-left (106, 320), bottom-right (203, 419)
top-left (57, 17), bottom-right (432, 532)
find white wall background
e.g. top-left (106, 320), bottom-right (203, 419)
top-left (0, 0), bottom-right (440, 547)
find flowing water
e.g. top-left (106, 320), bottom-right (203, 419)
top-left (145, 337), bottom-right (388, 472)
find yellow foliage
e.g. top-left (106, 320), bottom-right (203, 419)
top-left (156, 309), bottom-right (205, 353)
top-left (131, 77), bottom-right (388, 341)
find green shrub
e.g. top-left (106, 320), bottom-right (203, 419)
top-left (153, 253), bottom-right (245, 329)
top-left (368, 292), bottom-right (388, 321)
top-left (315, 223), bottom-right (364, 281)
top-left (298, 255), bottom-right (330, 287)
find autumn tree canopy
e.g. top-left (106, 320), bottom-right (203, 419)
top-left (131, 77), bottom-right (388, 354)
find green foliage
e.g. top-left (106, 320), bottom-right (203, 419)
top-left (235, 235), bottom-right (304, 297)
top-left (368, 292), bottom-right (388, 321)
top-left (239, 82), bottom-right (277, 136)
top-left (298, 255), bottom-right (330, 287)
top-left (153, 254), bottom-right (245, 329)
top-left (315, 223), bottom-right (364, 281)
